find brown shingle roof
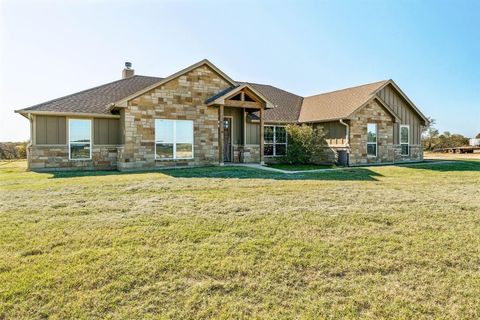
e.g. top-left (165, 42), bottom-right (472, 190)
top-left (299, 80), bottom-right (389, 122)
top-left (19, 75), bottom-right (162, 115)
top-left (248, 83), bottom-right (303, 123)
top-left (17, 70), bottom-right (394, 124)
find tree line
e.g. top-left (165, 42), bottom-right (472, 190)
top-left (422, 118), bottom-right (478, 151)
top-left (0, 142), bottom-right (27, 159)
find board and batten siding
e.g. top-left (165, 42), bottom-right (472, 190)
top-left (246, 121), bottom-right (260, 144)
top-left (35, 115), bottom-right (67, 145)
top-left (35, 115), bottom-right (120, 146)
top-left (314, 121), bottom-right (347, 146)
top-left (377, 84), bottom-right (422, 145)
top-left (224, 107), bottom-right (243, 145)
top-left (94, 118), bottom-right (120, 145)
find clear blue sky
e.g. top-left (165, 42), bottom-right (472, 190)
top-left (1, 0), bottom-right (479, 141)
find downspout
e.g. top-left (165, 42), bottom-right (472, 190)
top-left (339, 119), bottom-right (349, 147)
top-left (339, 119), bottom-right (350, 166)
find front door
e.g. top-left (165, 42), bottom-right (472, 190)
top-left (223, 118), bottom-right (232, 162)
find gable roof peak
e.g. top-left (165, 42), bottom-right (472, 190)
top-left (111, 59), bottom-right (237, 108)
top-left (305, 79), bottom-right (389, 99)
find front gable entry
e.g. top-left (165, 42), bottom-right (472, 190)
top-left (206, 84), bottom-right (275, 110)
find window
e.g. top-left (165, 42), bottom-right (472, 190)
top-left (367, 123), bottom-right (377, 157)
top-left (264, 125), bottom-right (287, 156)
top-left (155, 119), bottom-right (193, 160)
top-left (400, 125), bottom-right (409, 156)
top-left (69, 119), bottom-right (92, 160)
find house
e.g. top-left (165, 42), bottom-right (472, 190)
top-left (15, 59), bottom-right (429, 171)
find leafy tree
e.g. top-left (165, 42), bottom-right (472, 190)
top-left (284, 124), bottom-right (327, 164)
top-left (421, 118), bottom-right (470, 150)
top-left (476, 133), bottom-right (480, 139)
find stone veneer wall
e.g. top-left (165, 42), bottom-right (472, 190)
top-left (347, 101), bottom-right (424, 166)
top-left (232, 144), bottom-right (260, 163)
top-left (348, 101), bottom-right (395, 165)
top-left (118, 65), bottom-right (231, 170)
top-left (392, 145), bottom-right (423, 163)
top-left (28, 145), bottom-right (118, 171)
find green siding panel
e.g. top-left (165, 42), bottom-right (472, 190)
top-left (94, 118), bottom-right (120, 145)
top-left (315, 121), bottom-right (347, 145)
top-left (224, 107), bottom-right (243, 145)
top-left (35, 115), bottom-right (66, 145)
top-left (246, 122), bottom-right (259, 144)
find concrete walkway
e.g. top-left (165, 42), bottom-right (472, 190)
top-left (225, 160), bottom-right (454, 174)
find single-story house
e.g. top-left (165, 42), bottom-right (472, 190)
top-left (15, 59), bottom-right (429, 171)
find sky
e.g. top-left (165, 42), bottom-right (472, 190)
top-left (0, 0), bottom-right (479, 142)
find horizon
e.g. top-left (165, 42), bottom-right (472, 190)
top-left (1, 0), bottom-right (479, 141)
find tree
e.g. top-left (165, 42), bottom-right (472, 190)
top-left (284, 124), bottom-right (327, 164)
top-left (422, 127), bottom-right (439, 151)
top-left (421, 117), bottom-right (436, 136)
top-left (0, 142), bottom-right (28, 159)
top-left (476, 133), bottom-right (480, 139)
top-left (421, 118), bottom-right (469, 150)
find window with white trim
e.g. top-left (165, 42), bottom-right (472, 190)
top-left (400, 125), bottom-right (409, 156)
top-left (264, 125), bottom-right (287, 156)
top-left (155, 119), bottom-right (193, 160)
top-left (367, 123), bottom-right (377, 157)
top-left (69, 119), bottom-right (92, 160)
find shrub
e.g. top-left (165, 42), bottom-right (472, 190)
top-left (283, 124), bottom-right (327, 164)
top-left (0, 142), bottom-right (28, 159)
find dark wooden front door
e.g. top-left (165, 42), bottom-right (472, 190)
top-left (223, 118), bottom-right (232, 162)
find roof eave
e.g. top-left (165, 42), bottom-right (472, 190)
top-left (14, 109), bottom-right (31, 119)
top-left (14, 110), bottom-right (120, 118)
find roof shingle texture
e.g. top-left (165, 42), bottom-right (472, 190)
top-left (21, 75), bottom-right (162, 115)
top-left (299, 80), bottom-right (388, 122)
top-left (248, 83), bottom-right (303, 123)
top-left (18, 72), bottom-right (388, 124)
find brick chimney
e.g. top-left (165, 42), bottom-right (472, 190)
top-left (122, 62), bottom-right (134, 79)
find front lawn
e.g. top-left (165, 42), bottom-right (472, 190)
top-left (1, 160), bottom-right (480, 319)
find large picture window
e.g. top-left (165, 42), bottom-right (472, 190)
top-left (69, 119), bottom-right (92, 160)
top-left (400, 125), bottom-right (409, 156)
top-left (367, 123), bottom-right (377, 157)
top-left (155, 119), bottom-right (193, 160)
top-left (264, 125), bottom-right (287, 157)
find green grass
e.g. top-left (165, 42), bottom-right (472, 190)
top-left (266, 163), bottom-right (336, 171)
top-left (1, 160), bottom-right (480, 319)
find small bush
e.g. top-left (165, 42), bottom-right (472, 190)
top-left (283, 124), bottom-right (327, 164)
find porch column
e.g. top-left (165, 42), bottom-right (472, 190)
top-left (259, 106), bottom-right (264, 165)
top-left (218, 104), bottom-right (224, 165)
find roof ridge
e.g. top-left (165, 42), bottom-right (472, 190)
top-left (304, 80), bottom-right (390, 99)
top-left (22, 75), bottom-right (162, 111)
top-left (238, 81), bottom-right (303, 98)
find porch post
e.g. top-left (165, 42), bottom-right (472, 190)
top-left (259, 106), bottom-right (264, 165)
top-left (218, 104), bottom-right (224, 166)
